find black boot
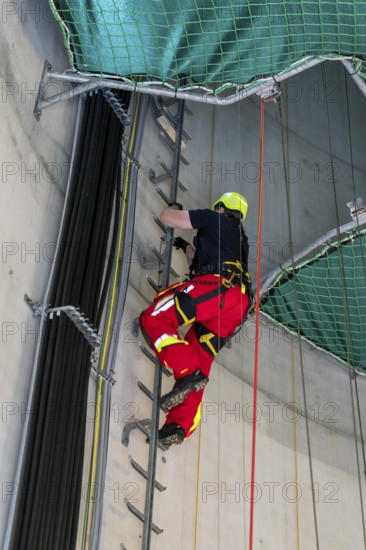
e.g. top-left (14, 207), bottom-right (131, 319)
top-left (158, 423), bottom-right (185, 448)
top-left (160, 370), bottom-right (208, 413)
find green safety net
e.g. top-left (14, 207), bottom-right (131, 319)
top-left (50, 0), bottom-right (366, 93)
top-left (260, 231), bottom-right (366, 371)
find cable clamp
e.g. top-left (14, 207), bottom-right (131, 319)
top-left (257, 83), bottom-right (281, 102)
top-left (91, 366), bottom-right (116, 385)
top-left (122, 149), bottom-right (140, 169)
top-left (347, 197), bottom-right (366, 221)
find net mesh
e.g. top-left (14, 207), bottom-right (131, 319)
top-left (50, 0), bottom-right (366, 94)
top-left (260, 230), bottom-right (366, 372)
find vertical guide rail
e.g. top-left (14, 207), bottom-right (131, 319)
top-left (142, 99), bottom-right (185, 550)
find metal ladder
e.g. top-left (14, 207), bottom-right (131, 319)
top-left (122, 97), bottom-right (191, 549)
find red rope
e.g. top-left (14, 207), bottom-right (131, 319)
top-left (249, 99), bottom-right (265, 550)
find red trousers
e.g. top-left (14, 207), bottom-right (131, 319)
top-left (140, 275), bottom-right (249, 438)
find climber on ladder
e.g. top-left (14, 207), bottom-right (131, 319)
top-left (140, 192), bottom-right (253, 448)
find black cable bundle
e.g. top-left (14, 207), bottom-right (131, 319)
top-left (10, 90), bottom-right (131, 550)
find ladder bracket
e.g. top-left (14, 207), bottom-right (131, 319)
top-left (33, 60), bottom-right (101, 120)
top-left (149, 168), bottom-right (170, 185)
top-left (122, 419), bottom-right (169, 451)
top-left (149, 158), bottom-right (187, 191)
top-left (122, 419), bottom-right (150, 447)
top-left (24, 294), bottom-right (46, 319)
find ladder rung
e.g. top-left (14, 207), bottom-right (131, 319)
top-left (152, 214), bottom-right (168, 233)
top-left (125, 501), bottom-right (163, 534)
top-left (155, 186), bottom-right (170, 204)
top-left (138, 343), bottom-right (172, 376)
top-left (135, 418), bottom-right (152, 438)
top-left (156, 115), bottom-right (189, 147)
top-left (149, 243), bottom-right (165, 264)
top-left (162, 365), bottom-right (172, 377)
top-left (157, 157), bottom-right (172, 177)
top-left (138, 342), bottom-right (155, 363)
top-left (170, 266), bottom-right (179, 278)
top-left (136, 379), bottom-right (168, 410)
top-left (156, 158), bottom-right (187, 191)
top-left (184, 104), bottom-right (193, 116)
top-left (146, 276), bottom-right (161, 293)
top-left (137, 379), bottom-right (154, 400)
top-left (155, 106), bottom-right (191, 140)
top-left (128, 455), bottom-right (166, 492)
top-left (158, 132), bottom-right (189, 165)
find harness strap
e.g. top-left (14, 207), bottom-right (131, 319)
top-left (173, 281), bottom-right (230, 326)
top-left (194, 259), bottom-right (245, 277)
top-left (194, 322), bottom-right (229, 356)
top-left (173, 274), bottom-right (253, 355)
top-left (194, 283), bottom-right (230, 305)
top-left (194, 260), bottom-right (253, 298)
top-left (175, 269), bottom-right (252, 322)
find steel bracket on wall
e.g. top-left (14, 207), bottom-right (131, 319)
top-left (33, 60), bottom-right (132, 123)
top-left (24, 294), bottom-right (100, 347)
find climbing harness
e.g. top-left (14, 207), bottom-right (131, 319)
top-left (172, 260), bottom-right (254, 354)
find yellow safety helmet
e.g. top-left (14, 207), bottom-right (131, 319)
top-left (212, 192), bottom-right (248, 220)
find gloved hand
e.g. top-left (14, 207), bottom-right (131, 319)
top-left (168, 202), bottom-right (183, 210)
top-left (174, 236), bottom-right (190, 252)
